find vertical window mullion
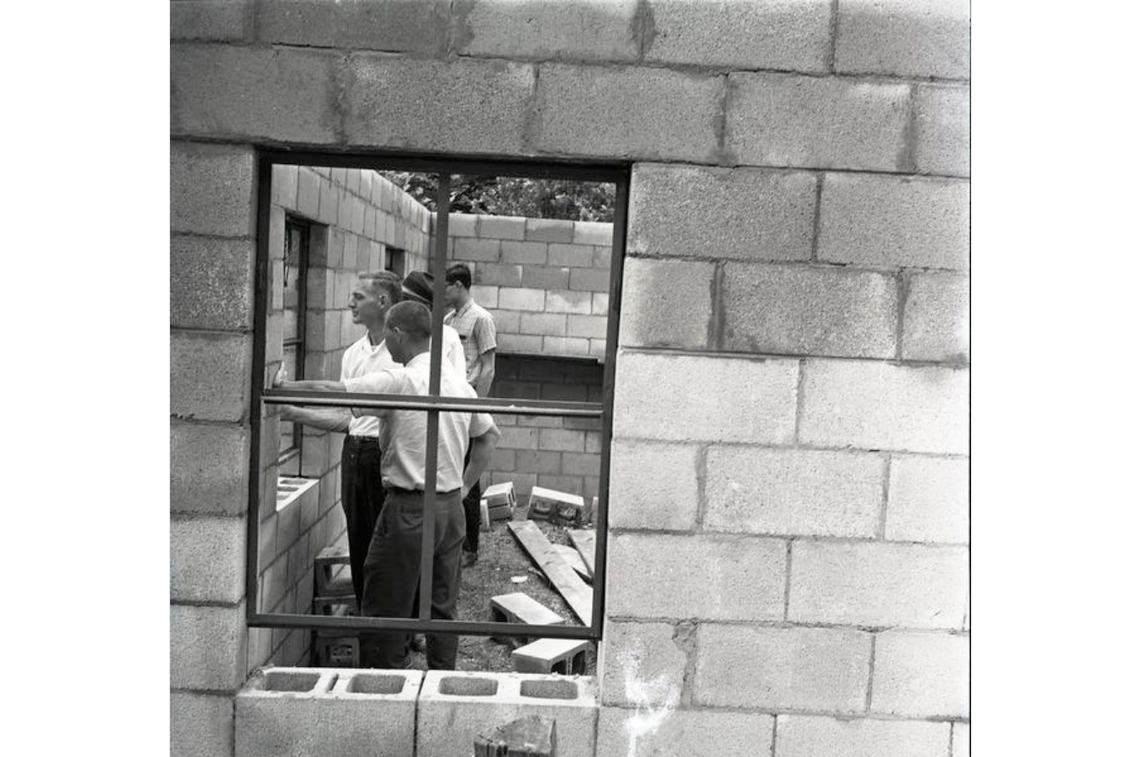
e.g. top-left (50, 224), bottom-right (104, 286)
top-left (416, 173), bottom-right (451, 620)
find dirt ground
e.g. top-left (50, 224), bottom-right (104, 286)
top-left (316, 512), bottom-right (597, 674)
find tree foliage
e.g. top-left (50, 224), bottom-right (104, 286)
top-left (381, 172), bottom-right (615, 222)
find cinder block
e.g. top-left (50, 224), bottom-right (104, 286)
top-left (236, 667), bottom-right (422, 757)
top-left (915, 84), bottom-right (970, 177)
top-left (170, 141), bottom-right (254, 237)
top-left (499, 287), bottom-right (546, 310)
top-left (788, 541), bottom-right (968, 629)
top-left (598, 620), bottom-right (687, 707)
top-left (705, 447), bottom-right (883, 537)
top-left (170, 690), bottom-right (235, 757)
top-left (453, 237), bottom-right (500, 262)
top-left (835, 0), bottom-right (970, 79)
top-left (644, 0), bottom-right (831, 71)
top-left (171, 422), bottom-right (249, 516)
top-left (548, 243), bottom-right (595, 268)
top-left (596, 707), bottom-right (773, 757)
top-left (533, 63), bottom-right (721, 162)
top-left (544, 290), bottom-right (593, 314)
top-left (545, 336), bottom-right (592, 357)
top-left (569, 267), bottom-right (610, 292)
top-left (345, 56), bottom-right (534, 156)
top-left (483, 481), bottom-right (517, 508)
top-left (872, 630), bottom-right (969, 718)
top-left (608, 533), bottom-right (785, 620)
top-left (171, 44), bottom-right (338, 143)
top-left (524, 219), bottom-right (575, 244)
top-left (566, 315), bottom-right (608, 340)
top-left (526, 485), bottom-right (587, 526)
top-left (499, 426), bottom-right (540, 450)
top-left (608, 440), bottom-right (699, 531)
top-left (471, 286), bottom-right (500, 309)
top-left (775, 715), bottom-right (951, 757)
top-left (171, 0), bottom-right (252, 42)
top-left (171, 602), bottom-right (248, 691)
top-left (522, 265), bottom-right (571, 290)
top-left (538, 428), bottom-right (585, 452)
top-left (800, 360), bottom-right (968, 454)
top-left (953, 723), bottom-right (970, 757)
top-left (516, 450), bottom-right (564, 475)
top-left (417, 671), bottom-right (598, 757)
top-left (722, 263), bottom-right (898, 357)
top-left (613, 352), bottom-right (798, 443)
top-left (903, 273), bottom-right (969, 362)
top-left (256, 0), bottom-right (450, 54)
top-left (628, 164), bottom-right (816, 262)
top-left (694, 624), bottom-right (871, 712)
top-left (512, 638), bottom-right (591, 674)
top-left (887, 456), bottom-right (968, 544)
top-left (447, 214), bottom-right (479, 238)
top-left (479, 214), bottom-right (527, 240)
top-left (726, 73), bottom-right (910, 171)
top-left (818, 173), bottom-right (970, 270)
top-left (455, 0), bottom-right (639, 62)
top-left (171, 516), bottom-right (247, 604)
top-left (171, 332), bottom-right (252, 422)
top-left (475, 263), bottom-right (525, 288)
top-left (498, 333), bottom-right (545, 354)
top-left (573, 222), bottom-right (612, 247)
top-left (521, 312), bottom-right (568, 337)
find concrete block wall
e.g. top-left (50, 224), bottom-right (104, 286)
top-left (171, 1), bottom-right (968, 755)
top-left (443, 213), bottom-right (613, 360)
top-left (487, 354), bottom-right (605, 502)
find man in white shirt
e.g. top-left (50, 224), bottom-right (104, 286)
top-left (277, 301), bottom-right (500, 669)
top-left (278, 270), bottom-right (401, 607)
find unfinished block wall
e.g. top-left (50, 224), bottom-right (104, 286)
top-left (489, 354), bottom-right (605, 503)
top-left (443, 213), bottom-right (613, 359)
top-left (171, 1), bottom-right (969, 756)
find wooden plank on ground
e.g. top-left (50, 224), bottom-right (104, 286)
top-left (507, 520), bottom-right (593, 625)
top-left (567, 529), bottom-right (595, 578)
top-left (552, 544), bottom-right (592, 582)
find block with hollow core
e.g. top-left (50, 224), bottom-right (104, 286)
top-left (314, 546), bottom-right (352, 597)
top-left (475, 715), bottom-right (556, 757)
top-left (483, 481), bottom-right (518, 509)
top-left (311, 632), bottom-right (359, 668)
top-left (526, 486), bottom-right (586, 526)
top-left (417, 671), bottom-right (597, 757)
top-left (512, 638), bottom-right (592, 676)
top-left (491, 592), bottom-right (564, 646)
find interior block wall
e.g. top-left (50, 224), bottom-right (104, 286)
top-left (171, 1), bottom-right (969, 756)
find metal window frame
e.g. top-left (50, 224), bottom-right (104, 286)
top-left (247, 148), bottom-right (628, 641)
top-left (276, 217), bottom-right (310, 472)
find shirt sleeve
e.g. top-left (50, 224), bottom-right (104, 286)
top-left (473, 311), bottom-right (497, 355)
top-left (469, 411), bottom-right (495, 438)
top-left (343, 369), bottom-right (400, 395)
top-left (444, 326), bottom-right (466, 377)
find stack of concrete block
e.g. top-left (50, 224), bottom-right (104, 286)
top-left (236, 667), bottom-right (422, 757)
top-left (526, 485), bottom-right (587, 527)
top-left (490, 592), bottom-right (564, 647)
top-left (417, 671), bottom-right (597, 757)
top-left (481, 481), bottom-right (517, 529)
top-left (312, 546), bottom-right (355, 616)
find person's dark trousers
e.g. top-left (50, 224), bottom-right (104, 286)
top-left (359, 488), bottom-right (465, 670)
top-left (461, 444), bottom-right (481, 556)
top-left (340, 436), bottom-right (384, 608)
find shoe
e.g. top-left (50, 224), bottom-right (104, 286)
top-left (408, 634), bottom-right (426, 653)
top-left (462, 550), bottom-right (478, 568)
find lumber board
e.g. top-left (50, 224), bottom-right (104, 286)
top-left (566, 529), bottom-right (596, 578)
top-left (507, 520), bottom-right (593, 625)
top-left (552, 544), bottom-right (592, 582)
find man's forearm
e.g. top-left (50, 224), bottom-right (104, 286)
top-left (281, 405), bottom-right (352, 433)
top-left (278, 379), bottom-right (346, 392)
top-left (472, 353), bottom-right (496, 397)
top-left (463, 431), bottom-right (499, 493)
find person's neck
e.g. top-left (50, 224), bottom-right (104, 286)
top-left (365, 324), bottom-right (385, 346)
top-left (403, 344), bottom-right (430, 366)
top-left (456, 293), bottom-right (472, 311)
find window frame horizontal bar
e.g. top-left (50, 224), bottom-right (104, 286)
top-left (249, 613), bottom-right (600, 640)
top-left (262, 389), bottom-right (605, 417)
top-left (258, 147), bottom-right (628, 183)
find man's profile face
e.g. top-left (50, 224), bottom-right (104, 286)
top-left (349, 281), bottom-right (386, 325)
top-left (443, 280), bottom-right (462, 309)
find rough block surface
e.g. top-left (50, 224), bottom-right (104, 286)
top-left (171, 235), bottom-right (254, 331)
top-left (170, 603), bottom-right (248, 691)
top-left (171, 516), bottom-right (247, 604)
top-left (775, 715), bottom-right (951, 757)
top-left (171, 333), bottom-right (252, 422)
top-left (455, 0), bottom-right (640, 62)
top-left (256, 0), bottom-right (451, 54)
top-left (915, 84), bottom-right (970, 176)
top-left (835, 0), bottom-right (971, 79)
top-left (599, 620), bottom-right (688, 707)
top-left (171, 0), bottom-right (253, 42)
top-left (618, 257), bottom-right (713, 349)
top-left (872, 631), bottom-right (970, 718)
top-left (170, 141), bottom-right (254, 237)
top-left (170, 422), bottom-right (249, 516)
top-left (596, 706), bottom-right (774, 757)
top-left (886, 456), bottom-right (969, 544)
top-left (171, 690), bottom-right (235, 757)
top-left (902, 273), bottom-right (969, 362)
top-left (608, 440), bottom-right (700, 530)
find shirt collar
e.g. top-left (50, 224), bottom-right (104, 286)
top-left (453, 300), bottom-right (473, 319)
top-left (407, 352), bottom-right (432, 369)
